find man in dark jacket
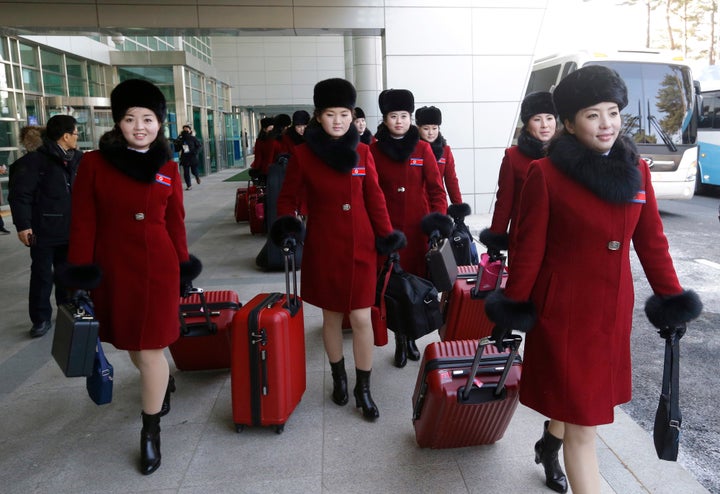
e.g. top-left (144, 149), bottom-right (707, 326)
top-left (8, 115), bottom-right (82, 337)
top-left (174, 125), bottom-right (203, 190)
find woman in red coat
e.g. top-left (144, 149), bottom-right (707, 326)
top-left (249, 117), bottom-right (274, 179)
top-left (480, 91), bottom-right (557, 259)
top-left (273, 78), bottom-right (405, 421)
top-left (62, 79), bottom-right (201, 476)
top-left (415, 106), bottom-right (463, 205)
top-left (353, 107), bottom-right (375, 146)
top-left (485, 66), bottom-right (702, 494)
top-left (369, 89), bottom-right (449, 368)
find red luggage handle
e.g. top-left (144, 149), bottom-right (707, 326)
top-left (459, 335), bottom-right (522, 402)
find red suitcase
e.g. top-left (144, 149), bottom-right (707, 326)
top-left (170, 288), bottom-right (242, 371)
top-left (439, 254), bottom-right (507, 341)
top-left (231, 246), bottom-right (305, 433)
top-left (412, 336), bottom-right (522, 449)
top-left (235, 185), bottom-right (249, 222)
top-left (248, 186), bottom-right (266, 235)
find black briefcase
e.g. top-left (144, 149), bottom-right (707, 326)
top-left (51, 299), bottom-right (99, 377)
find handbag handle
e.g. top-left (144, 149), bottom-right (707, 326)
top-left (662, 331), bottom-right (681, 431)
top-left (377, 256), bottom-right (394, 320)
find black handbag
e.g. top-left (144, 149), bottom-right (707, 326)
top-left (425, 235), bottom-right (457, 293)
top-left (653, 330), bottom-right (682, 461)
top-left (86, 337), bottom-right (113, 405)
top-left (51, 294), bottom-right (100, 377)
top-left (379, 254), bottom-right (442, 340)
top-left (449, 217), bottom-right (479, 266)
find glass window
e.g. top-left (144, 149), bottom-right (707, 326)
top-left (41, 49), bottom-right (64, 95)
top-left (527, 65), bottom-right (561, 94)
top-left (43, 73), bottom-right (64, 96)
top-left (0, 120), bottom-right (14, 147)
top-left (0, 38), bottom-right (7, 62)
top-left (22, 67), bottom-right (41, 93)
top-left (18, 43), bottom-right (37, 68)
top-left (66, 57), bottom-right (86, 97)
top-left (88, 64), bottom-right (108, 98)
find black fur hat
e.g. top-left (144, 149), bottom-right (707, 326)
top-left (354, 107), bottom-right (366, 119)
top-left (520, 91), bottom-right (557, 124)
top-left (274, 113), bottom-right (292, 129)
top-left (379, 89), bottom-right (414, 115)
top-left (292, 110), bottom-right (310, 126)
top-left (553, 65), bottom-right (628, 123)
top-left (313, 78), bottom-right (357, 110)
top-left (111, 79), bottom-right (167, 123)
top-left (420, 212), bottom-right (454, 238)
top-left (415, 106), bottom-right (442, 126)
top-left (260, 117), bottom-right (274, 129)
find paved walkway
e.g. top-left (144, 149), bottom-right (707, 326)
top-left (0, 168), bottom-right (708, 493)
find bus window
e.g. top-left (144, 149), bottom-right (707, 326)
top-left (697, 84), bottom-right (720, 188)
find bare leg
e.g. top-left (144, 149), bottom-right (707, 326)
top-left (128, 349), bottom-right (170, 414)
top-left (548, 419), bottom-right (565, 439)
top-left (563, 423), bottom-right (600, 494)
top-left (348, 307), bottom-right (373, 371)
top-left (322, 309), bottom-right (344, 363)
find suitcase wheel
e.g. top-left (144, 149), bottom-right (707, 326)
top-left (275, 424), bottom-right (284, 434)
top-left (235, 424), bottom-right (244, 433)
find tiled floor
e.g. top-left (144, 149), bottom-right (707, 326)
top-left (0, 168), bottom-right (708, 494)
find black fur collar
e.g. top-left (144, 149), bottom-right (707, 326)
top-left (286, 127), bottom-right (305, 145)
top-left (517, 129), bottom-right (546, 160)
top-left (547, 133), bottom-right (641, 203)
top-left (359, 128), bottom-right (373, 145)
top-left (375, 124), bottom-right (420, 162)
top-left (303, 122), bottom-right (360, 174)
top-left (99, 130), bottom-right (171, 183)
top-left (426, 133), bottom-right (447, 161)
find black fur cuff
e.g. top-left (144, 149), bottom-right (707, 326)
top-left (376, 230), bottom-right (407, 255)
top-left (57, 263), bottom-right (103, 290)
top-left (479, 228), bottom-right (509, 252)
top-left (644, 290), bottom-right (702, 329)
top-left (484, 289), bottom-right (536, 332)
top-left (420, 212), bottom-right (454, 237)
top-left (270, 215), bottom-right (305, 247)
top-left (448, 202), bottom-right (471, 221)
top-left (180, 254), bottom-right (203, 283)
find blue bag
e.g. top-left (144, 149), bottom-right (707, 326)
top-left (86, 337), bottom-right (113, 405)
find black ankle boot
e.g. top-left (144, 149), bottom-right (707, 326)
top-left (353, 368), bottom-right (379, 420)
top-left (330, 358), bottom-right (348, 406)
top-left (140, 411), bottom-right (162, 475)
top-left (534, 420), bottom-right (568, 493)
top-left (159, 375), bottom-right (176, 417)
top-left (406, 338), bottom-right (421, 361)
top-left (394, 334), bottom-right (407, 368)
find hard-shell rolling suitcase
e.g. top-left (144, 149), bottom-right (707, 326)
top-left (231, 242), bottom-right (305, 433)
top-left (412, 335), bottom-right (522, 449)
top-left (439, 253), bottom-right (507, 341)
top-left (248, 186), bottom-right (266, 235)
top-left (169, 288), bottom-right (242, 371)
top-left (235, 185), bottom-right (249, 222)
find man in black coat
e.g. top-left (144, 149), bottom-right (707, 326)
top-left (8, 115), bottom-right (83, 337)
top-left (174, 125), bottom-right (203, 190)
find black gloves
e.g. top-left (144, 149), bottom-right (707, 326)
top-left (270, 215), bottom-right (305, 250)
top-left (479, 228), bottom-right (509, 253)
top-left (644, 290), bottom-right (702, 337)
top-left (57, 263), bottom-right (103, 290)
top-left (376, 230), bottom-right (407, 255)
top-left (447, 202), bottom-right (471, 221)
top-left (420, 212), bottom-right (454, 238)
top-left (180, 254), bottom-right (203, 297)
top-left (657, 324), bottom-right (687, 340)
top-left (491, 325), bottom-right (513, 351)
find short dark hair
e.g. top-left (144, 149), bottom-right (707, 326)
top-left (183, 125), bottom-right (191, 131)
top-left (46, 115), bottom-right (77, 141)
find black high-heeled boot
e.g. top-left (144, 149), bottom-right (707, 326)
top-left (394, 334), bottom-right (407, 368)
top-left (353, 368), bottom-right (379, 420)
top-left (140, 411), bottom-right (162, 475)
top-left (406, 338), bottom-right (421, 361)
top-left (159, 375), bottom-right (176, 417)
top-left (330, 358), bottom-right (348, 406)
top-left (534, 420), bottom-right (568, 493)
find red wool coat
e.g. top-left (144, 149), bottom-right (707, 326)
top-left (277, 143), bottom-right (394, 312)
top-left (67, 151), bottom-right (189, 350)
top-left (488, 145), bottom-right (533, 254)
top-left (506, 157), bottom-right (683, 426)
top-left (251, 138), bottom-right (275, 175)
top-left (371, 139), bottom-right (447, 276)
top-left (438, 145), bottom-right (462, 205)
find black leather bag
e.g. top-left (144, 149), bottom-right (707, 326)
top-left (379, 254), bottom-right (442, 340)
top-left (449, 218), bottom-right (478, 266)
top-left (425, 236), bottom-right (457, 292)
top-left (52, 294), bottom-right (100, 377)
top-left (653, 330), bottom-right (682, 461)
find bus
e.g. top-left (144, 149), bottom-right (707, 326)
top-left (696, 79), bottom-right (720, 191)
top-left (525, 49), bottom-right (699, 200)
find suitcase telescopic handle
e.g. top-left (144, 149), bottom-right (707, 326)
top-left (179, 287), bottom-right (216, 335)
top-left (460, 334), bottom-right (521, 402)
top-left (471, 253), bottom-right (506, 297)
top-left (282, 238), bottom-right (300, 313)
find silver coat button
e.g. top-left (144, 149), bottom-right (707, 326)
top-left (607, 241), bottom-right (621, 251)
top-left (397, 187), bottom-right (405, 192)
top-left (135, 213), bottom-right (145, 221)
top-left (342, 204), bottom-right (351, 211)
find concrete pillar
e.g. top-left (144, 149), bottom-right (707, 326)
top-left (350, 36), bottom-right (383, 133)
